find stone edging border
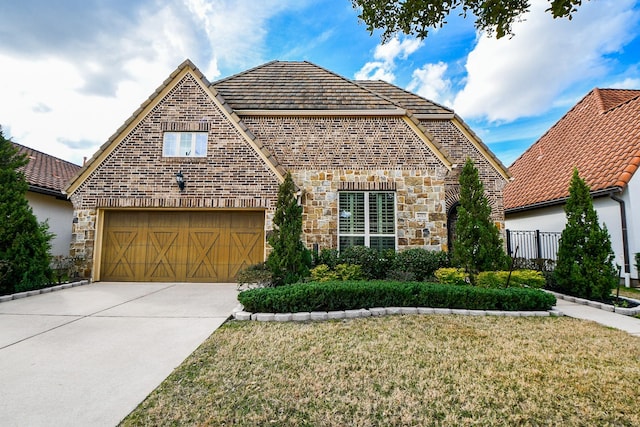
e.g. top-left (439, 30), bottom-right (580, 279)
top-left (0, 280), bottom-right (91, 303)
top-left (547, 290), bottom-right (640, 316)
top-left (233, 306), bottom-right (562, 322)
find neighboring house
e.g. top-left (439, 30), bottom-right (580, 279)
top-left (13, 143), bottom-right (81, 257)
top-left (65, 60), bottom-right (509, 283)
top-left (504, 88), bottom-right (640, 286)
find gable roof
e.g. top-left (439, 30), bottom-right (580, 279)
top-left (13, 142), bottom-right (81, 198)
top-left (504, 88), bottom-right (640, 211)
top-left (66, 60), bottom-right (286, 195)
top-left (213, 61), bottom-right (403, 112)
top-left (357, 80), bottom-right (510, 180)
top-left (68, 59), bottom-right (512, 193)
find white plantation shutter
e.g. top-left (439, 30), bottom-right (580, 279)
top-left (339, 192), bottom-right (396, 251)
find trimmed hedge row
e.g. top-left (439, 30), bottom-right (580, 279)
top-left (237, 280), bottom-right (556, 313)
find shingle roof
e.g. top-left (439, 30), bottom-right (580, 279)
top-left (13, 142), bottom-right (81, 196)
top-left (356, 80), bottom-right (453, 116)
top-left (504, 88), bottom-right (640, 211)
top-left (212, 61), bottom-right (401, 111)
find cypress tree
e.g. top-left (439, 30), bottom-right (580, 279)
top-left (451, 158), bottom-right (507, 280)
top-left (0, 127), bottom-right (53, 294)
top-left (266, 171), bottom-right (311, 285)
top-left (554, 168), bottom-right (617, 301)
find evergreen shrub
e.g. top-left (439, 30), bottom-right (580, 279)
top-left (476, 270), bottom-right (545, 289)
top-left (392, 248), bottom-right (449, 281)
top-left (554, 169), bottom-right (618, 301)
top-left (238, 280), bottom-right (556, 313)
top-left (339, 246), bottom-right (395, 280)
top-left (435, 268), bottom-right (468, 285)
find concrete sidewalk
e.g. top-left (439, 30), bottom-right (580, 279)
top-left (553, 298), bottom-right (640, 337)
top-left (0, 282), bottom-right (239, 427)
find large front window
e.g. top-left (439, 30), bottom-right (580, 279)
top-left (339, 192), bottom-right (396, 251)
top-left (163, 132), bottom-right (207, 157)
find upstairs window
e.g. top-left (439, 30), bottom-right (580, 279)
top-left (163, 132), bottom-right (207, 157)
top-left (339, 191), bottom-right (396, 251)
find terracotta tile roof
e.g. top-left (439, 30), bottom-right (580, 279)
top-left (504, 88), bottom-right (640, 211)
top-left (212, 61), bottom-right (401, 111)
top-left (356, 80), bottom-right (453, 116)
top-left (12, 142), bottom-right (81, 196)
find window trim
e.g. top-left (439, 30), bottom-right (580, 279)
top-left (338, 191), bottom-right (396, 251)
top-left (162, 132), bottom-right (208, 158)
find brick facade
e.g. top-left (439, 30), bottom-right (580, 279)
top-left (69, 74), bottom-right (281, 275)
top-left (422, 120), bottom-right (507, 224)
top-left (68, 61), bottom-right (508, 280)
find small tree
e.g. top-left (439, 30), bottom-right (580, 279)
top-left (451, 158), bottom-right (508, 281)
top-left (554, 168), bottom-right (617, 301)
top-left (0, 127), bottom-right (53, 295)
top-left (266, 171), bottom-right (311, 285)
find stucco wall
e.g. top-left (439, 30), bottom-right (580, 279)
top-left (27, 191), bottom-right (74, 257)
top-left (505, 191), bottom-right (638, 281)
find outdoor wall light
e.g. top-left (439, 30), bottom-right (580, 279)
top-left (175, 171), bottom-right (185, 191)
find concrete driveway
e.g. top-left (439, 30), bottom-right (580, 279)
top-left (0, 282), bottom-right (239, 427)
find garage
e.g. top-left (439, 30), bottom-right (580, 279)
top-left (100, 210), bottom-right (264, 282)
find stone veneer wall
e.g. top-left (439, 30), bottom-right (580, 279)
top-left (293, 168), bottom-right (448, 252)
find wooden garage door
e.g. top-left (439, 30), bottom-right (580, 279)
top-left (100, 211), bottom-right (264, 282)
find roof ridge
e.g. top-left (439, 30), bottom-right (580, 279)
top-left (302, 61), bottom-right (399, 109)
top-left (211, 60), bottom-right (280, 85)
top-left (357, 79), bottom-right (453, 113)
top-left (508, 89), bottom-right (597, 168)
top-left (12, 141), bottom-right (81, 167)
top-left (602, 88), bottom-right (640, 113)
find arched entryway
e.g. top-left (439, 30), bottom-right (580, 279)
top-left (447, 202), bottom-right (459, 252)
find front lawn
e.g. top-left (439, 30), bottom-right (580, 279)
top-left (121, 315), bottom-right (640, 426)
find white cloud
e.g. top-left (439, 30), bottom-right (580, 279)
top-left (406, 62), bottom-right (453, 106)
top-left (609, 77), bottom-right (640, 89)
top-left (453, 0), bottom-right (640, 121)
top-left (183, 0), bottom-right (310, 78)
top-left (0, 0), bottom-right (309, 164)
top-left (355, 37), bottom-right (423, 82)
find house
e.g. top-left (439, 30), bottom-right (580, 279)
top-left (65, 60), bottom-right (509, 283)
top-left (504, 88), bottom-right (640, 286)
top-left (13, 142), bottom-right (81, 257)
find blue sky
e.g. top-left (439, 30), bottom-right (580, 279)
top-left (1, 0), bottom-right (638, 166)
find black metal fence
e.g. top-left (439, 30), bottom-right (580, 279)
top-left (506, 229), bottom-right (561, 261)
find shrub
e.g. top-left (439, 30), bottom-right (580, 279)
top-left (334, 263), bottom-right (363, 281)
top-left (339, 246), bottom-right (395, 280)
top-left (476, 270), bottom-right (545, 289)
top-left (314, 249), bottom-right (339, 269)
top-left (266, 171), bottom-right (312, 285)
top-left (236, 263), bottom-right (274, 290)
top-left (451, 158), bottom-right (509, 278)
top-left (237, 280), bottom-right (556, 313)
top-left (636, 253), bottom-right (640, 277)
top-left (435, 268), bottom-right (468, 285)
top-left (310, 264), bottom-right (338, 282)
top-left (386, 269), bottom-right (416, 282)
top-left (392, 248), bottom-right (449, 281)
top-left (0, 128), bottom-right (53, 295)
top-left (554, 169), bottom-right (617, 301)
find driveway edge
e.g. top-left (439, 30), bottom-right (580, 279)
top-left (0, 280), bottom-right (90, 303)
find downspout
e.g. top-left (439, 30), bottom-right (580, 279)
top-left (610, 192), bottom-right (631, 287)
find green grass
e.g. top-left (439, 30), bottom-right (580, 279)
top-left (614, 285), bottom-right (640, 300)
top-left (121, 315), bottom-right (640, 426)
